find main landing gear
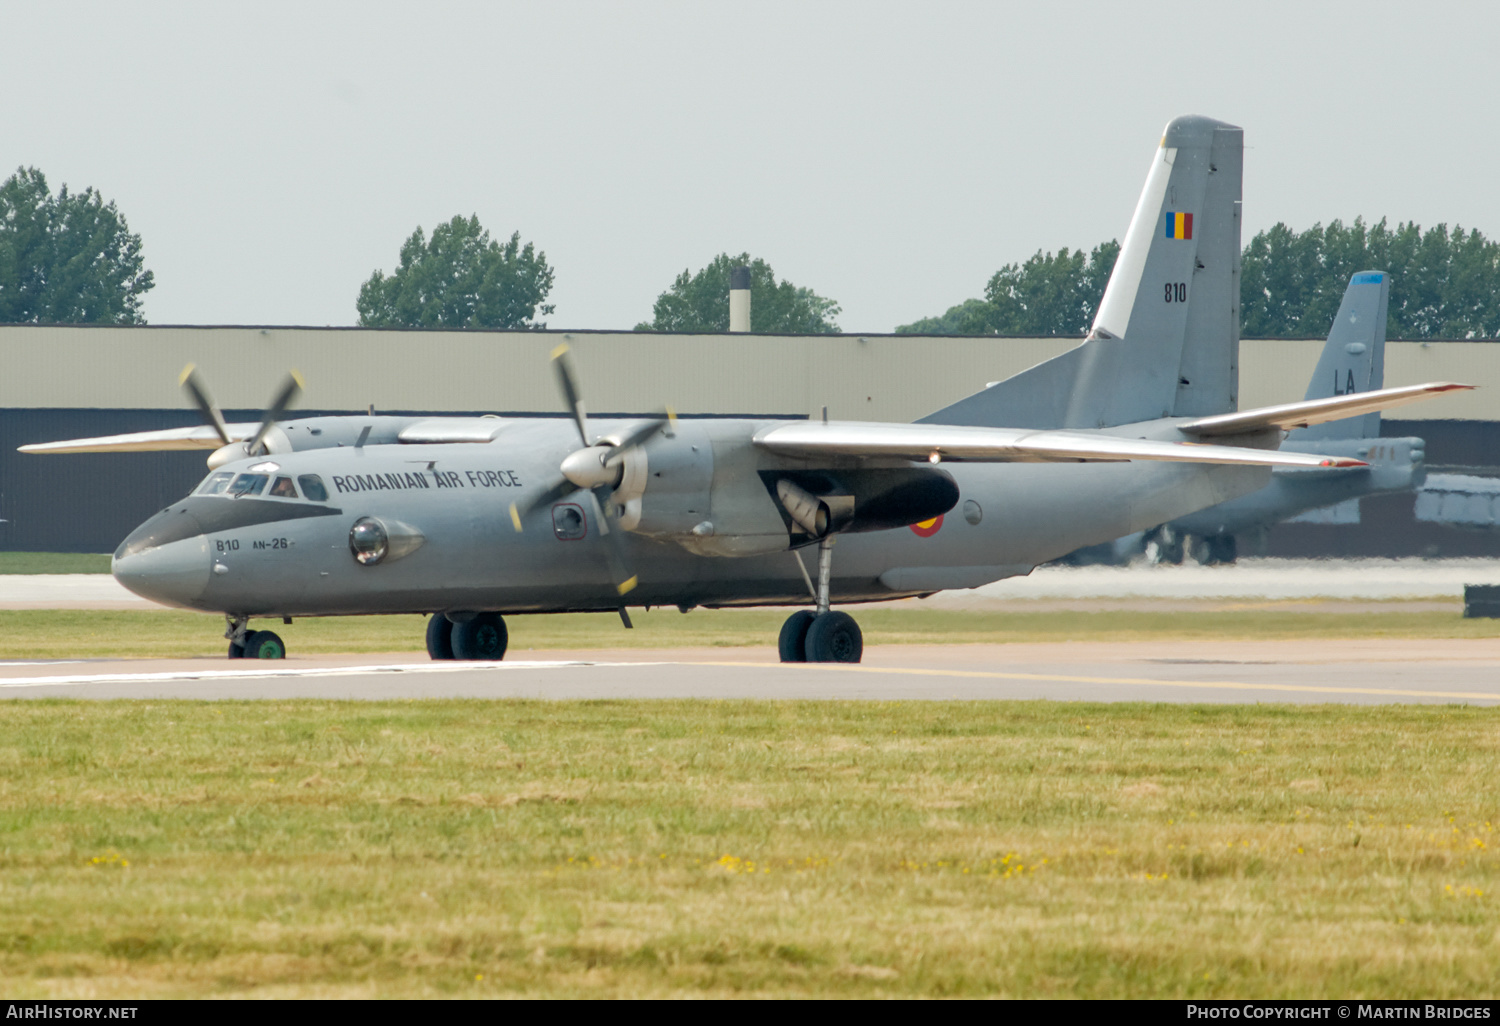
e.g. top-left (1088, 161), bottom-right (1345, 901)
top-left (225, 615), bottom-right (285, 659)
top-left (426, 612), bottom-right (509, 661)
top-left (778, 536), bottom-right (864, 663)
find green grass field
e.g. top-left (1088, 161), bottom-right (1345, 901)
top-left (0, 552), bottom-right (112, 574)
top-left (0, 604), bottom-right (1497, 660)
top-left (0, 700), bottom-right (1495, 998)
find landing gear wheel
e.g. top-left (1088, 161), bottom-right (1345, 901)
top-left (778, 610), bottom-right (817, 663)
top-left (804, 611), bottom-right (863, 663)
top-left (227, 639), bottom-right (245, 659)
top-left (451, 612), bottom-right (508, 661)
top-left (425, 614), bottom-right (455, 660)
top-left (242, 630), bottom-right (286, 659)
top-left (1193, 534), bottom-right (1238, 566)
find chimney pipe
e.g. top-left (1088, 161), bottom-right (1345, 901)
top-left (729, 266), bottom-right (751, 333)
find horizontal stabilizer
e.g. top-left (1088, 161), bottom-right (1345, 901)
top-left (18, 424), bottom-right (259, 454)
top-left (1179, 382), bottom-right (1473, 438)
top-left (754, 422), bottom-right (1367, 469)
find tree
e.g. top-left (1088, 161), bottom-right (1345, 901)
top-left (903, 220), bottom-right (1500, 340)
top-left (894, 298), bottom-right (996, 335)
top-left (0, 166), bottom-right (154, 324)
top-left (636, 252), bottom-right (840, 333)
top-left (357, 215), bottom-right (555, 329)
top-left (895, 242), bottom-right (1118, 335)
top-left (1241, 218), bottom-right (1500, 339)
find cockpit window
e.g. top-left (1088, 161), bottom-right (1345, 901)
top-left (229, 473), bottom-right (269, 497)
top-left (197, 471), bottom-right (235, 495)
top-left (298, 475), bottom-right (329, 502)
top-left (270, 476), bottom-right (299, 498)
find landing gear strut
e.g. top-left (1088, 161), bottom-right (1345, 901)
top-left (224, 614), bottom-right (286, 659)
top-left (778, 536), bottom-right (863, 664)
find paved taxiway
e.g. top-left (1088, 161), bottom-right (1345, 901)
top-left (2, 639), bottom-right (1497, 704)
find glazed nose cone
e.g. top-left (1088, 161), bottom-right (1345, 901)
top-left (112, 510), bottom-right (212, 608)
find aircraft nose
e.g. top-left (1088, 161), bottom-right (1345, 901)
top-left (112, 533), bottom-right (212, 608)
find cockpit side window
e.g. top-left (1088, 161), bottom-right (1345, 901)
top-left (229, 473), bottom-right (269, 497)
top-left (197, 471), bottom-right (235, 495)
top-left (269, 476), bottom-right (299, 498)
top-left (298, 475), bottom-right (329, 502)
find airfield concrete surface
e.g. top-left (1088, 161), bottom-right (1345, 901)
top-left (2, 638), bottom-right (1497, 704)
top-left (3, 557), bottom-right (1497, 609)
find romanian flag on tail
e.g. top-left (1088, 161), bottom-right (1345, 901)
top-left (1165, 211), bottom-right (1193, 240)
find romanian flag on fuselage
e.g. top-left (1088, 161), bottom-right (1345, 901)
top-left (1165, 211), bottom-right (1193, 240)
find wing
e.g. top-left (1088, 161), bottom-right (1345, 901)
top-left (18, 424), bottom-right (260, 455)
top-left (753, 422), bottom-right (1368, 469)
top-left (19, 416), bottom-right (513, 455)
top-left (1179, 382), bottom-right (1472, 437)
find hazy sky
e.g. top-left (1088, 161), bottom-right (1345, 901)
top-left (4, 1), bottom-right (1496, 332)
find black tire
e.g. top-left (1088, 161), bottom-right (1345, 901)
top-left (1195, 534), bottom-right (1238, 566)
top-left (425, 614), bottom-right (455, 660)
top-left (451, 612), bottom-right (508, 661)
top-left (227, 637), bottom-right (246, 659)
top-left (778, 609), bottom-right (817, 663)
top-left (804, 611), bottom-right (863, 663)
top-left (243, 630), bottom-right (286, 659)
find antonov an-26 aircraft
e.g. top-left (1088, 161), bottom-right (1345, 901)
top-left (22, 116), bottom-right (1469, 662)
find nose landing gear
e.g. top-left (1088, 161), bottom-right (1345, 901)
top-left (225, 615), bottom-right (286, 659)
top-left (778, 536), bottom-right (864, 663)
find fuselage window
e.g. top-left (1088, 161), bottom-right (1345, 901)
top-left (229, 473), bottom-right (269, 497)
top-left (298, 475), bottom-right (329, 502)
top-left (270, 476), bottom-right (299, 498)
top-left (198, 471), bottom-right (235, 495)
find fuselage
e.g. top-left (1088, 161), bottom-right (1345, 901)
top-left (111, 416), bottom-right (1272, 617)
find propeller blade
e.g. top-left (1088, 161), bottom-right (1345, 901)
top-left (247, 371), bottom-right (305, 455)
top-left (508, 476), bottom-right (579, 532)
top-left (179, 365), bottom-right (231, 446)
top-left (588, 484), bottom-right (638, 596)
top-left (551, 343), bottom-right (591, 448)
top-left (610, 416), bottom-right (667, 454)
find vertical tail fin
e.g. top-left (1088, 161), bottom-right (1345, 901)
top-left (922, 115), bottom-right (1242, 429)
top-left (1291, 272), bottom-right (1390, 441)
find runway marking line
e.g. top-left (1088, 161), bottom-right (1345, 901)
top-left (685, 661), bottom-right (1500, 703)
top-left (0, 658), bottom-right (1496, 703)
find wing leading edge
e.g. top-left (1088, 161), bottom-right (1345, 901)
top-left (753, 422), bottom-right (1368, 469)
top-left (18, 424), bottom-right (260, 455)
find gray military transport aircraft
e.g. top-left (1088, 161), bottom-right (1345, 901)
top-left (21, 115), bottom-right (1470, 663)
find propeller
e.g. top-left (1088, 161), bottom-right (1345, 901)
top-left (181, 365), bottom-right (305, 467)
top-left (180, 365), bottom-right (231, 446)
top-left (508, 343), bottom-right (671, 596)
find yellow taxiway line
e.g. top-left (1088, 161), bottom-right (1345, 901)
top-left (681, 661), bottom-right (1500, 703)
